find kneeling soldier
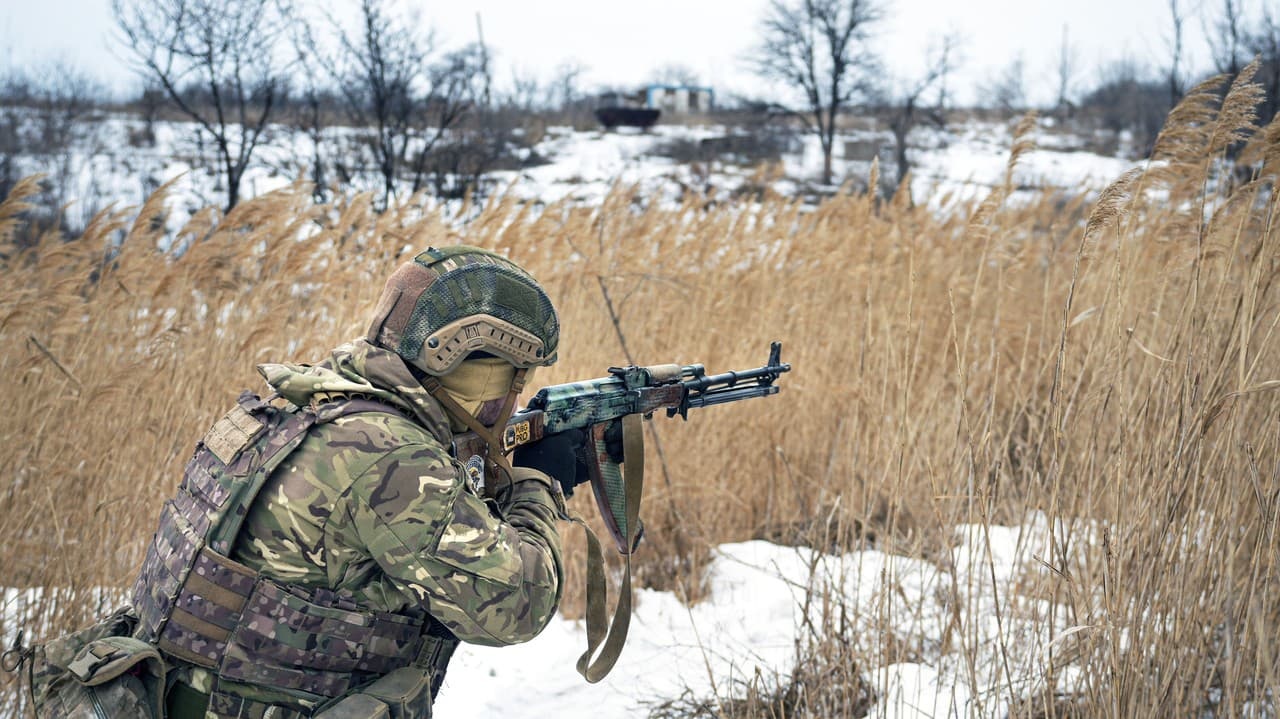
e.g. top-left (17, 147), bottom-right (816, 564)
top-left (133, 246), bottom-right (584, 718)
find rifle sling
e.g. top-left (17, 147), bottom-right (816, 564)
top-left (575, 412), bottom-right (644, 683)
top-left (427, 370), bottom-right (643, 682)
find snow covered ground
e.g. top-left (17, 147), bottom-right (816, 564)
top-left (435, 513), bottom-right (1099, 718)
top-left (0, 514), bottom-right (1102, 719)
top-left (3, 112), bottom-right (1137, 238)
top-left (448, 121), bottom-right (1134, 212)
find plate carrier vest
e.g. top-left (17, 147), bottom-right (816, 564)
top-left (131, 391), bottom-right (459, 717)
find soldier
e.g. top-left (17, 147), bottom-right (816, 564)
top-left (131, 246), bottom-right (584, 718)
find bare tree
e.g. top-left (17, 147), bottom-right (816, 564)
top-left (407, 44), bottom-right (485, 195)
top-left (136, 80), bottom-right (166, 147)
top-left (1, 63), bottom-right (104, 158)
top-left (113, 0), bottom-right (293, 212)
top-left (507, 67), bottom-right (544, 113)
top-left (547, 60), bottom-right (595, 127)
top-left (1246, 6), bottom-right (1280, 125)
top-left (881, 33), bottom-right (958, 190)
top-left (1204, 0), bottom-right (1280, 124)
top-left (1166, 0), bottom-right (1189, 106)
top-left (0, 62), bottom-right (108, 238)
top-left (752, 0), bottom-right (884, 185)
top-left (1055, 25), bottom-right (1079, 114)
top-left (1207, 0), bottom-right (1247, 76)
top-left (552, 60), bottom-right (586, 110)
top-left (1081, 58), bottom-right (1167, 156)
top-left (325, 0), bottom-right (429, 204)
top-left (323, 0), bottom-right (477, 206)
top-left (289, 37), bottom-right (332, 202)
top-left (980, 55), bottom-right (1026, 113)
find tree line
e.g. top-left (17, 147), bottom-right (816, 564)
top-left (752, 0), bottom-right (1280, 186)
top-left (3, 0), bottom-right (1279, 218)
top-left (110, 0), bottom-right (594, 212)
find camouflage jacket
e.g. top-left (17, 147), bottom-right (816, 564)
top-left (162, 340), bottom-right (567, 710)
top-left (234, 339), bottom-right (565, 645)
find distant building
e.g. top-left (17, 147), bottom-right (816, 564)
top-left (643, 84), bottom-right (714, 114)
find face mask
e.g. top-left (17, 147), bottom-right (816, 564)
top-left (436, 358), bottom-right (535, 431)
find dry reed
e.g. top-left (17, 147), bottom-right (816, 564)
top-left (2, 80), bottom-right (1280, 717)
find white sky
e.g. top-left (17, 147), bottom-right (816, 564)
top-left (0, 0), bottom-right (1225, 106)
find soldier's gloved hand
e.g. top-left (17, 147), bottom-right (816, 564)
top-left (604, 419), bottom-right (626, 464)
top-left (513, 429), bottom-right (589, 497)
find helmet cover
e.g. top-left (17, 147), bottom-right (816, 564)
top-left (367, 246), bottom-right (559, 375)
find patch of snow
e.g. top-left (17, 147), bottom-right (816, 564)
top-left (432, 513), bottom-right (1103, 717)
top-left (2, 515), bottom-right (1113, 718)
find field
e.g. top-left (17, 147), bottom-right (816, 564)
top-left (3, 73), bottom-right (1280, 717)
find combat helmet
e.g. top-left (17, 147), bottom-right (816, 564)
top-left (367, 246), bottom-right (560, 376)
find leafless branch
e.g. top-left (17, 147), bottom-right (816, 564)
top-left (751, 0), bottom-right (883, 185)
top-left (112, 0), bottom-right (293, 212)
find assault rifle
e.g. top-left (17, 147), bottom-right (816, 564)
top-left (453, 342), bottom-right (791, 548)
top-left (451, 341), bottom-right (791, 682)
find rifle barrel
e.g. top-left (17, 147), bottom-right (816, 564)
top-left (684, 364), bottom-right (789, 392)
top-left (685, 385), bottom-right (780, 409)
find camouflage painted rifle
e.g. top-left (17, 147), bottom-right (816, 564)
top-left (455, 341), bottom-right (790, 681)
top-left (453, 342), bottom-right (792, 552)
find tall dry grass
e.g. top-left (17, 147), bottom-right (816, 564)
top-left (3, 70), bottom-right (1280, 716)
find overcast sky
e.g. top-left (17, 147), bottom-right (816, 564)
top-left (0, 0), bottom-right (1225, 106)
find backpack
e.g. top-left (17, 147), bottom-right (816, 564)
top-left (16, 607), bottom-right (167, 718)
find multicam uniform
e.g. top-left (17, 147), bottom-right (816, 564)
top-left (133, 339), bottom-right (564, 717)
